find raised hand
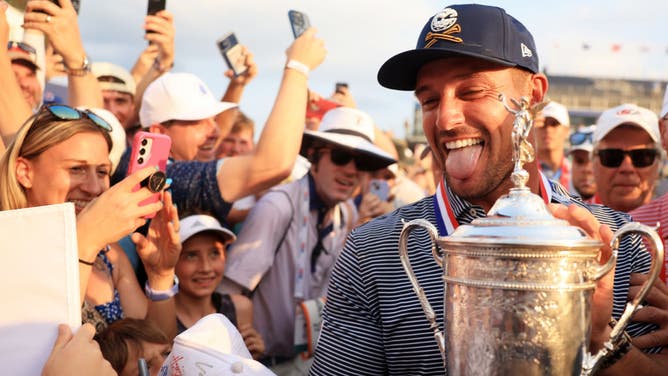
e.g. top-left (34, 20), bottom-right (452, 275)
top-left (132, 189), bottom-right (181, 285)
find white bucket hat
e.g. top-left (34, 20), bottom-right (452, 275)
top-left (179, 214), bottom-right (236, 245)
top-left (301, 107), bottom-right (396, 170)
top-left (140, 72), bottom-right (237, 128)
top-left (160, 314), bottom-right (274, 376)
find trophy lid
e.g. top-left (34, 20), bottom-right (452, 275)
top-left (440, 95), bottom-right (601, 249)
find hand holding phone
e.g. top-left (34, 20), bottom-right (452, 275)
top-left (306, 98), bottom-right (341, 121)
top-left (128, 131), bottom-right (171, 219)
top-left (217, 32), bottom-right (248, 77)
top-left (146, 0), bottom-right (166, 38)
top-left (288, 10), bottom-right (310, 38)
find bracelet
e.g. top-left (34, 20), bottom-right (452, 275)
top-left (595, 318), bottom-right (633, 371)
top-left (285, 59), bottom-right (309, 78)
top-left (78, 258), bottom-right (95, 266)
top-left (152, 57), bottom-right (173, 74)
top-left (144, 275), bottom-right (179, 301)
top-left (64, 55), bottom-right (92, 77)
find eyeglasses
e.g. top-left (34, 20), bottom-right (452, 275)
top-left (322, 148), bottom-right (376, 172)
top-left (44, 104), bottom-right (112, 132)
top-left (595, 148), bottom-right (659, 168)
top-left (7, 41), bottom-right (36, 55)
top-left (569, 131), bottom-right (594, 146)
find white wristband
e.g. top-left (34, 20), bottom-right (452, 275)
top-left (285, 59), bottom-right (309, 78)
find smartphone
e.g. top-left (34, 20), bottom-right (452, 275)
top-left (369, 179), bottom-right (390, 201)
top-left (306, 98), bottom-right (341, 121)
top-left (41, 0), bottom-right (80, 14)
top-left (147, 0), bottom-right (166, 15)
top-left (217, 32), bottom-right (248, 77)
top-left (127, 131), bottom-right (171, 219)
top-left (335, 82), bottom-right (348, 94)
top-left (288, 10), bottom-right (310, 39)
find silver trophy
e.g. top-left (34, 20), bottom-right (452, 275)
top-left (398, 95), bottom-right (663, 375)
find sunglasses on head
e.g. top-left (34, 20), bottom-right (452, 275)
top-left (323, 148), bottom-right (376, 172)
top-left (7, 41), bottom-right (36, 55)
top-left (569, 131), bottom-right (594, 146)
top-left (595, 148), bottom-right (659, 168)
top-left (43, 104), bottom-right (113, 132)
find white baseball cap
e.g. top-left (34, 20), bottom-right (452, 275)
top-left (301, 107), bottom-right (396, 171)
top-left (568, 125), bottom-right (595, 154)
top-left (160, 314), bottom-right (274, 376)
top-left (179, 214), bottom-right (236, 245)
top-left (80, 107), bottom-right (127, 175)
top-left (541, 101), bottom-right (570, 126)
top-left (92, 62), bottom-right (136, 96)
top-left (139, 72), bottom-right (237, 128)
top-left (593, 103), bottom-right (659, 145)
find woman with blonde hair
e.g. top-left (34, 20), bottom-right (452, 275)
top-left (0, 104), bottom-right (181, 338)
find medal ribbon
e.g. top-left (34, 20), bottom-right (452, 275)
top-left (433, 172), bottom-right (552, 237)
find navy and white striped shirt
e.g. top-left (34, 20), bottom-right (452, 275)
top-left (311, 180), bottom-right (659, 375)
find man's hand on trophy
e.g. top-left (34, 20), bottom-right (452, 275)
top-left (627, 273), bottom-right (668, 349)
top-left (549, 203), bottom-right (616, 351)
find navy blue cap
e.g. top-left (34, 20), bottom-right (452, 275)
top-left (378, 4), bottom-right (539, 91)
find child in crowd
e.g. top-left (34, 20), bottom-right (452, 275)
top-left (175, 214), bottom-right (265, 359)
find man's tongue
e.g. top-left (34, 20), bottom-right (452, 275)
top-left (445, 144), bottom-right (483, 180)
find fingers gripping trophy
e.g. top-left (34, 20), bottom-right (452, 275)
top-left (398, 95), bottom-right (664, 375)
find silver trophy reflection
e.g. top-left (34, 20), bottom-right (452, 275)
top-left (398, 94), bottom-right (663, 375)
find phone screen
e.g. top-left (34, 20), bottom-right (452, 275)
top-left (217, 33), bottom-right (248, 76)
top-left (288, 10), bottom-right (310, 39)
top-left (147, 0), bottom-right (166, 16)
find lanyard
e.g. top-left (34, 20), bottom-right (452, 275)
top-left (294, 177), bottom-right (341, 299)
top-left (433, 172), bottom-right (552, 237)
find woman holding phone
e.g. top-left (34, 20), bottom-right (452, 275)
top-left (0, 104), bottom-right (181, 339)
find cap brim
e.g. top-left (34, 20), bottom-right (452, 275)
top-left (301, 132), bottom-right (396, 170)
top-left (378, 48), bottom-right (515, 91)
top-left (176, 101), bottom-right (237, 122)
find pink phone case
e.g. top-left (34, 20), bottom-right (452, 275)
top-left (128, 131), bottom-right (172, 218)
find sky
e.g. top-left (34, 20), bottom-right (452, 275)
top-left (52, 1), bottom-right (668, 139)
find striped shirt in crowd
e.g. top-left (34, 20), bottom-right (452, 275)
top-left (310, 179), bottom-right (660, 375)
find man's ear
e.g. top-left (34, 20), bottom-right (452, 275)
top-left (15, 157), bottom-right (33, 189)
top-left (530, 73), bottom-right (549, 106)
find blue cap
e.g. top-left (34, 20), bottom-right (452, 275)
top-left (378, 4), bottom-right (539, 90)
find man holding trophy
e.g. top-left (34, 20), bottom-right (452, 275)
top-left (311, 4), bottom-right (667, 375)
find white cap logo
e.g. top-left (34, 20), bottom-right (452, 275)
top-left (431, 8), bottom-right (458, 32)
top-left (521, 43), bottom-right (533, 58)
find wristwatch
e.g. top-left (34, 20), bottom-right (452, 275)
top-left (144, 275), bottom-right (179, 301)
top-left (64, 55), bottom-right (92, 77)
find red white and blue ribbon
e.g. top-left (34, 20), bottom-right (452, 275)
top-left (433, 171), bottom-right (552, 237)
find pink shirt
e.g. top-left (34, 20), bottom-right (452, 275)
top-left (630, 193), bottom-right (668, 285)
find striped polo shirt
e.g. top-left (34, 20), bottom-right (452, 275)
top-left (310, 179), bottom-right (659, 375)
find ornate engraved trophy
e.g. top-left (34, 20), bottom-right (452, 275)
top-left (398, 95), bottom-right (664, 375)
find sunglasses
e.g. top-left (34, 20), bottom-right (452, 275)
top-left (595, 148), bottom-right (659, 168)
top-left (322, 148), bottom-right (376, 172)
top-left (7, 41), bottom-right (36, 55)
top-left (43, 104), bottom-right (113, 132)
top-left (569, 131), bottom-right (594, 146)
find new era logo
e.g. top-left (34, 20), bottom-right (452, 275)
top-left (521, 43), bottom-right (533, 58)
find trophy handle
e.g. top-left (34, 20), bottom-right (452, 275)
top-left (398, 219), bottom-right (446, 362)
top-left (608, 222), bottom-right (664, 336)
top-left (583, 222), bottom-right (664, 375)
